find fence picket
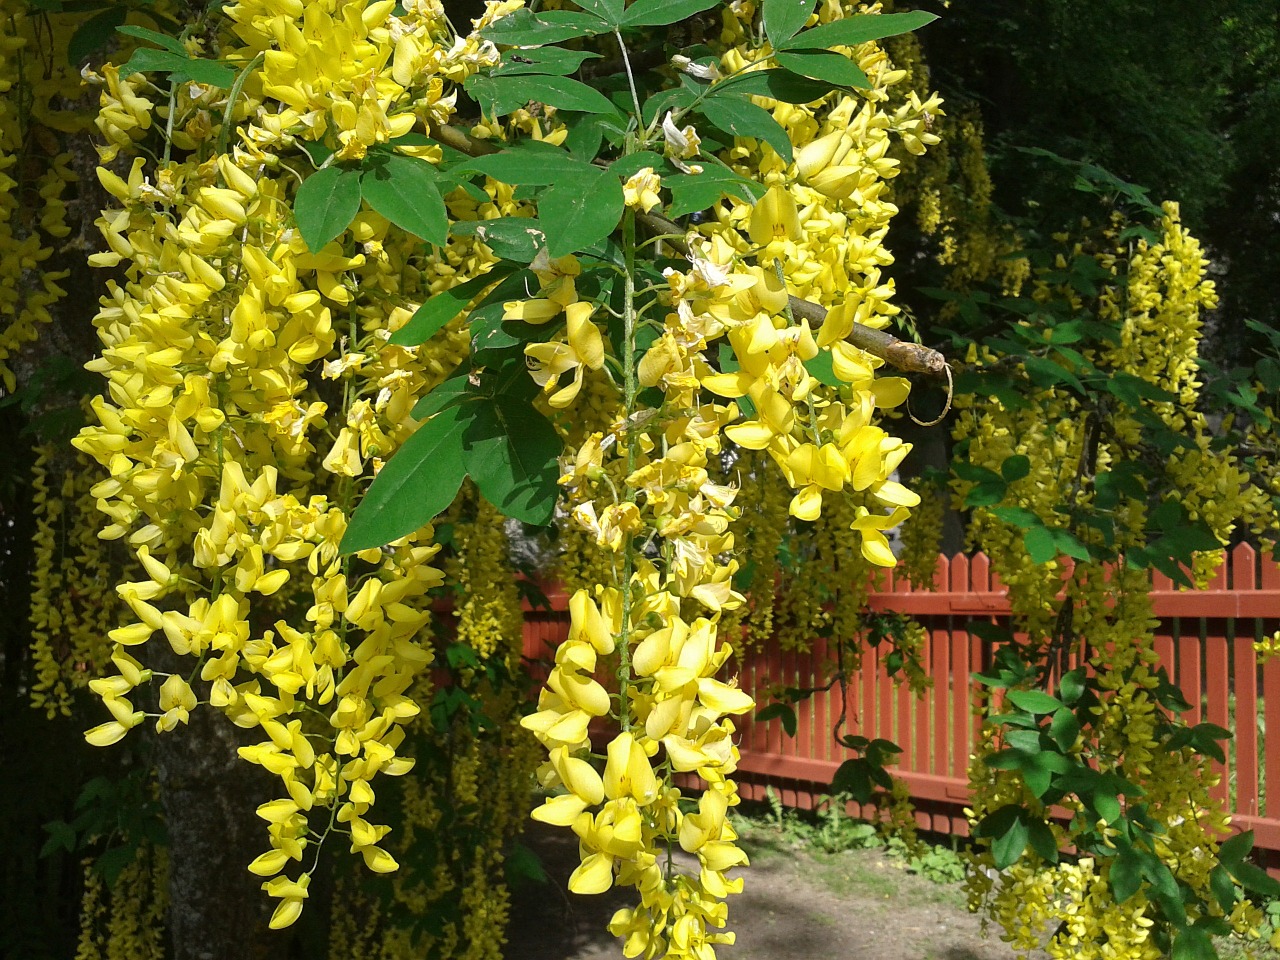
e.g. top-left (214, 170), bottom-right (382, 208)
top-left (522, 546), bottom-right (1280, 860)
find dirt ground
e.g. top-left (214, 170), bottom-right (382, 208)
top-left (505, 821), bottom-right (1041, 960)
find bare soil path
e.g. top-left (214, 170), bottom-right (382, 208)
top-left (505, 822), bottom-right (1041, 960)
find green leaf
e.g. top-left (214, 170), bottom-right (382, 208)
top-left (574, 0), bottom-right (623, 27)
top-left (504, 842), bottom-right (549, 885)
top-left (1228, 859), bottom-right (1280, 898)
top-left (1001, 454), bottom-right (1031, 482)
top-left (953, 461), bottom-right (1003, 484)
top-left (965, 478), bottom-right (1007, 507)
top-left (492, 46), bottom-right (601, 76)
top-left (117, 47), bottom-right (237, 86)
top-left (95, 844), bottom-right (139, 890)
top-left (40, 820), bottom-right (77, 858)
top-left (1049, 707), bottom-right (1081, 751)
top-left (803, 351), bottom-right (840, 388)
top-left (116, 25), bottom-right (186, 55)
top-left (1208, 864), bottom-right (1237, 913)
top-left (1109, 848), bottom-right (1143, 903)
top-left (755, 702), bottom-right (798, 737)
top-left (989, 505), bottom-right (1041, 528)
top-left (1024, 355), bottom-right (1085, 393)
top-left (610, 151), bottom-right (671, 180)
top-left (1058, 667), bottom-right (1086, 705)
top-left (461, 396), bottom-right (561, 525)
top-left (479, 8), bottom-right (610, 44)
top-left (1094, 791), bottom-right (1122, 824)
top-left (1006, 689), bottom-right (1063, 714)
top-left (451, 218), bottom-right (546, 262)
top-left (68, 5), bottom-right (126, 64)
top-left (457, 140), bottom-right (593, 186)
top-left (1027, 819), bottom-right (1059, 863)
top-left (831, 758), bottom-right (873, 802)
top-left (1023, 526), bottom-right (1057, 564)
top-left (663, 167), bottom-right (765, 218)
top-left (361, 153), bottom-right (447, 246)
top-left (1219, 830), bottom-right (1254, 866)
top-left (699, 93), bottom-right (794, 163)
top-left (777, 10), bottom-right (938, 51)
top-left (763, 0), bottom-right (815, 45)
top-left (1170, 928), bottom-right (1215, 960)
top-left (389, 265), bottom-right (517, 347)
top-left (294, 165), bottom-right (362, 253)
top-left (539, 165), bottom-right (624, 259)
top-left (714, 67), bottom-right (833, 104)
top-left (991, 810), bottom-right (1029, 869)
top-left (411, 376), bottom-right (469, 420)
top-left (483, 74), bottom-right (620, 116)
top-left (1052, 529), bottom-right (1092, 562)
top-left (620, 0), bottom-right (721, 27)
top-left (775, 50), bottom-right (869, 89)
top-left (340, 404), bottom-right (468, 553)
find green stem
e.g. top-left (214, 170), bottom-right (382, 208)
top-left (616, 205), bottom-right (639, 732)
top-left (214, 51), bottom-right (265, 164)
top-left (614, 30), bottom-right (645, 136)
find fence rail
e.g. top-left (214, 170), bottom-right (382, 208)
top-left (520, 543), bottom-right (1280, 864)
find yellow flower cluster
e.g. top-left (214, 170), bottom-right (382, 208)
top-left (0, 0), bottom-right (81, 391)
top-left (74, 845), bottom-right (169, 960)
top-left (512, 6), bottom-right (937, 954)
top-left (29, 445), bottom-right (129, 717)
top-left (956, 204), bottom-right (1264, 953)
top-left (74, 0), bottom-right (520, 930)
top-left (325, 488), bottom-right (538, 960)
top-left (65, 0), bottom-right (936, 949)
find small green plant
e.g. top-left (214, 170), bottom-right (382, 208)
top-left (886, 835), bottom-right (967, 885)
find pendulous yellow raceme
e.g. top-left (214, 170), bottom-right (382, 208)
top-left (513, 4), bottom-right (937, 955)
top-left (72, 0), bottom-right (507, 931)
top-left (70, 0), bottom-right (934, 950)
top-left (955, 205), bottom-right (1272, 958)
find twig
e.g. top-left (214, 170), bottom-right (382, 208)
top-left (429, 123), bottom-right (951, 379)
top-left (638, 210), bottom-right (950, 378)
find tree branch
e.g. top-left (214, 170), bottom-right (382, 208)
top-left (429, 122), bottom-right (950, 379)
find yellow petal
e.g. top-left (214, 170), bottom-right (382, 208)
top-left (566, 301), bottom-right (605, 370)
top-left (532, 793), bottom-right (589, 826)
top-left (568, 853), bottom-right (614, 894)
top-left (872, 480), bottom-right (920, 508)
top-left (871, 376), bottom-right (911, 409)
top-left (789, 486), bottom-right (822, 521)
top-left (748, 184), bottom-right (800, 246)
top-left (859, 529), bottom-right (897, 567)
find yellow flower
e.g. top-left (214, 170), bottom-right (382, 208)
top-left (623, 167), bottom-right (662, 214)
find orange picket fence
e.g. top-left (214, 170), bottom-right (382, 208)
top-left (519, 543), bottom-right (1280, 864)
